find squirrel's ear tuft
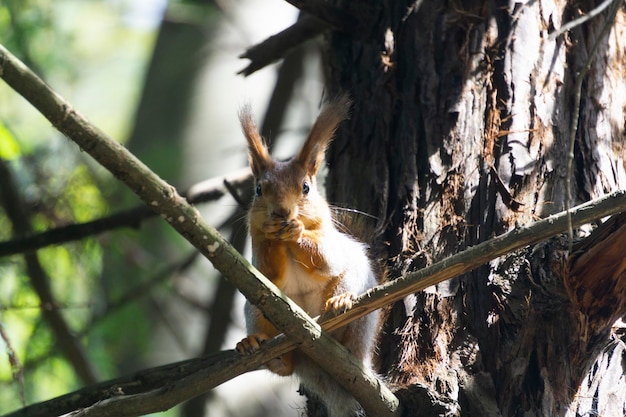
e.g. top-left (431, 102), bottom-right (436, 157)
top-left (296, 94), bottom-right (351, 176)
top-left (239, 105), bottom-right (272, 178)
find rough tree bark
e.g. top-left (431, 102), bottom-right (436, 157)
top-left (323, 1), bottom-right (626, 416)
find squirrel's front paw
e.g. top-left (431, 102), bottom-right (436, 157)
top-left (324, 292), bottom-right (357, 313)
top-left (263, 217), bottom-right (303, 241)
top-left (236, 333), bottom-right (268, 355)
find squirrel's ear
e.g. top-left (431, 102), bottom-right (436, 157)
top-left (239, 105), bottom-right (272, 178)
top-left (296, 94), bottom-right (351, 176)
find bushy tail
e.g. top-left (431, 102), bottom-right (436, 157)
top-left (297, 364), bottom-right (361, 417)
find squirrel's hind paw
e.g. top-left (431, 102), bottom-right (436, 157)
top-left (236, 334), bottom-right (294, 376)
top-left (324, 292), bottom-right (356, 313)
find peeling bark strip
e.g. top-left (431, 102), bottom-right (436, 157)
top-left (0, 44), bottom-right (399, 417)
top-left (567, 213), bottom-right (626, 332)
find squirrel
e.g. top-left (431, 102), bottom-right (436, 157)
top-left (235, 96), bottom-right (380, 417)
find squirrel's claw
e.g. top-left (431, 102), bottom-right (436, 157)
top-left (263, 218), bottom-right (303, 241)
top-left (236, 333), bottom-right (295, 376)
top-left (324, 292), bottom-right (356, 313)
top-left (236, 334), bottom-right (267, 355)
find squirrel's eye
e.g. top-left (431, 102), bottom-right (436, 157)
top-left (255, 183), bottom-right (263, 197)
top-left (302, 181), bottom-right (310, 195)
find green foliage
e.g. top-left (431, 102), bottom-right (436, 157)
top-left (0, 122), bottom-right (21, 160)
top-left (0, 0), bottom-right (160, 414)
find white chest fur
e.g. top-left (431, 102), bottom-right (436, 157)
top-left (281, 257), bottom-right (328, 317)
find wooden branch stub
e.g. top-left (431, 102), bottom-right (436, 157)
top-left (239, 15), bottom-right (327, 76)
top-left (284, 0), bottom-right (364, 35)
top-left (239, 1), bottom-right (381, 76)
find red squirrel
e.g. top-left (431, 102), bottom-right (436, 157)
top-left (235, 96), bottom-right (380, 417)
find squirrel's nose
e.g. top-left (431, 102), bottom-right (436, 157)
top-left (271, 207), bottom-right (291, 219)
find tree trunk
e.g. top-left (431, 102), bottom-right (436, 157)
top-left (324, 1), bottom-right (626, 416)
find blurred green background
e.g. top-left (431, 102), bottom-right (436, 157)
top-left (0, 0), bottom-right (323, 415)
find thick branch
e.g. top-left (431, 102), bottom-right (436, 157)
top-left (5, 351), bottom-right (241, 417)
top-left (0, 44), bottom-right (399, 417)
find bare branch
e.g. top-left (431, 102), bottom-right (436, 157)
top-left (5, 351), bottom-right (240, 417)
top-left (318, 190), bottom-right (626, 332)
top-left (0, 167), bottom-right (252, 257)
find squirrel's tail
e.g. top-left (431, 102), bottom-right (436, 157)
top-left (297, 364), bottom-right (362, 417)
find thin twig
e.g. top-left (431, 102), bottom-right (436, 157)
top-left (548, 0), bottom-right (616, 41)
top-left (0, 167), bottom-right (252, 257)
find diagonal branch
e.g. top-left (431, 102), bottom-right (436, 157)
top-left (317, 189), bottom-right (626, 331)
top-left (0, 44), bottom-right (399, 417)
